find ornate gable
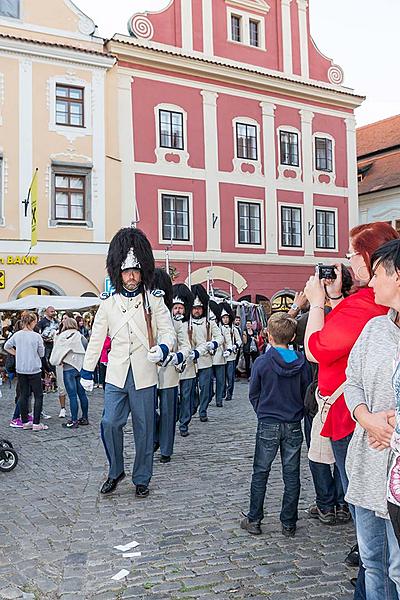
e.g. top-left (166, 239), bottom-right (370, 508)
top-left (225, 0), bottom-right (270, 13)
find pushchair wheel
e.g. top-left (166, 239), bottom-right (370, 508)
top-left (0, 448), bottom-right (18, 471)
top-left (0, 439), bottom-right (13, 449)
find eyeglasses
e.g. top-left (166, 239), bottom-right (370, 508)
top-left (345, 251), bottom-right (360, 260)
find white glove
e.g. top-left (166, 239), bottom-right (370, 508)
top-left (206, 341), bottom-right (217, 353)
top-left (170, 353), bottom-right (180, 366)
top-left (223, 349), bottom-right (231, 358)
top-left (188, 350), bottom-right (199, 361)
top-left (147, 345), bottom-right (164, 363)
top-left (80, 378), bottom-right (94, 392)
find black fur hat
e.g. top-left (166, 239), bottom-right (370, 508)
top-left (191, 284), bottom-right (209, 310)
top-left (106, 227), bottom-right (155, 293)
top-left (220, 302), bottom-right (234, 325)
top-left (209, 300), bottom-right (222, 323)
top-left (172, 283), bottom-right (194, 322)
top-left (152, 268), bottom-right (173, 311)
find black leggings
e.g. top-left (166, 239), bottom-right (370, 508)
top-left (244, 351), bottom-right (259, 378)
top-left (18, 372), bottom-right (43, 425)
top-left (388, 500), bottom-right (400, 547)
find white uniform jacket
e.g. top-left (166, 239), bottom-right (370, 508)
top-left (82, 292), bottom-right (175, 390)
top-left (179, 321), bottom-right (196, 381)
top-left (212, 324), bottom-right (231, 366)
top-left (158, 318), bottom-right (191, 390)
top-left (223, 325), bottom-right (242, 363)
top-left (191, 318), bottom-right (224, 370)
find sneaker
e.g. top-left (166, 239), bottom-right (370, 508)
top-left (78, 418), bottom-right (89, 426)
top-left (135, 485), bottom-right (149, 498)
top-left (345, 544), bottom-right (360, 568)
top-left (180, 430), bottom-right (189, 437)
top-left (240, 514), bottom-right (262, 535)
top-left (308, 504), bottom-right (336, 525)
top-left (41, 412), bottom-right (51, 419)
top-left (336, 504), bottom-right (351, 523)
top-left (282, 524), bottom-right (296, 538)
top-left (9, 418), bottom-right (23, 428)
top-left (32, 423), bottom-right (48, 431)
top-left (22, 421), bottom-right (33, 430)
top-left (62, 420), bottom-right (79, 429)
top-left (160, 455), bottom-right (171, 463)
top-left (58, 408), bottom-right (66, 418)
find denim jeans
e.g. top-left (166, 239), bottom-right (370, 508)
top-left (225, 360), bottom-right (236, 401)
top-left (304, 415), bottom-right (344, 510)
top-left (179, 378), bottom-right (195, 433)
top-left (198, 367), bottom-right (212, 418)
top-left (355, 506), bottom-right (400, 599)
top-left (248, 421), bottom-right (303, 528)
top-left (63, 367), bottom-right (89, 422)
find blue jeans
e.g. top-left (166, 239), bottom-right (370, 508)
top-left (198, 367), bottom-right (212, 418)
top-left (63, 368), bottom-right (89, 422)
top-left (248, 421), bottom-right (303, 528)
top-left (225, 360), bottom-right (236, 401)
top-left (304, 415), bottom-right (344, 510)
top-left (355, 506), bottom-right (400, 599)
top-left (179, 378), bottom-right (195, 432)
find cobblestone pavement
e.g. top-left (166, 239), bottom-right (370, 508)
top-left (0, 378), bottom-right (357, 600)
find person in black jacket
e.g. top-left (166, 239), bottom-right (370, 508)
top-left (240, 313), bottom-right (311, 538)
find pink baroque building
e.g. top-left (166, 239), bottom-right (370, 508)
top-left (106, 0), bottom-right (364, 301)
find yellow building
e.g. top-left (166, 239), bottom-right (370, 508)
top-left (0, 0), bottom-right (119, 300)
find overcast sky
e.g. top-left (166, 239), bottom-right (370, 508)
top-left (76, 0), bottom-right (399, 127)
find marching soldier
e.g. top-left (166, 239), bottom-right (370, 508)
top-left (221, 302), bottom-right (242, 402)
top-left (171, 283), bottom-right (197, 437)
top-left (80, 227), bottom-right (175, 498)
top-left (190, 284), bottom-right (223, 422)
top-left (153, 269), bottom-right (191, 463)
top-left (209, 300), bottom-right (228, 408)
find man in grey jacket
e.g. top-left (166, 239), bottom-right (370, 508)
top-left (345, 239), bottom-right (400, 599)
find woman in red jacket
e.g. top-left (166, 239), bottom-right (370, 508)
top-left (304, 222), bottom-right (398, 596)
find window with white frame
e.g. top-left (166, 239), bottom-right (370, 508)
top-left (0, 156), bottom-right (3, 223)
top-left (315, 137), bottom-right (333, 172)
top-left (159, 109), bottom-right (184, 150)
top-left (280, 131), bottom-right (299, 167)
top-left (56, 84), bottom-right (84, 127)
top-left (238, 201), bottom-right (261, 245)
top-left (161, 194), bottom-right (190, 241)
top-left (231, 14), bottom-right (242, 42)
top-left (51, 164), bottom-right (92, 225)
top-left (249, 19), bottom-right (260, 47)
top-left (281, 206), bottom-right (302, 248)
top-left (315, 209), bottom-right (336, 250)
top-left (0, 0), bottom-right (19, 18)
top-left (236, 122), bottom-right (258, 161)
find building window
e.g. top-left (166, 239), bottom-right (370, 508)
top-left (0, 0), bottom-right (19, 18)
top-left (0, 156), bottom-right (3, 222)
top-left (54, 175), bottom-right (86, 221)
top-left (249, 20), bottom-right (260, 47)
top-left (281, 206), bottom-right (302, 247)
top-left (315, 137), bottom-right (333, 172)
top-left (280, 131), bottom-right (299, 167)
top-left (159, 110), bottom-right (184, 150)
top-left (236, 123), bottom-right (257, 160)
top-left (161, 194), bottom-right (189, 241)
top-left (56, 85), bottom-right (84, 127)
top-left (316, 209), bottom-right (336, 249)
top-left (238, 201), bottom-right (261, 245)
top-left (231, 15), bottom-right (241, 42)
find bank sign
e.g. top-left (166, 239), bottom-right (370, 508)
top-left (0, 255), bottom-right (38, 265)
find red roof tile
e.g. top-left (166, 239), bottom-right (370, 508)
top-left (358, 150), bottom-right (400, 195)
top-left (0, 32), bottom-right (114, 59)
top-left (357, 114), bottom-right (400, 157)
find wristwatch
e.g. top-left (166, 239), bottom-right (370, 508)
top-left (291, 303), bottom-right (299, 311)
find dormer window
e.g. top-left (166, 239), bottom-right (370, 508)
top-left (0, 0), bottom-right (20, 18)
top-left (231, 15), bottom-right (242, 42)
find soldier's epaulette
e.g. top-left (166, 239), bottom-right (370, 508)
top-left (151, 289), bottom-right (165, 297)
top-left (99, 292), bottom-right (111, 300)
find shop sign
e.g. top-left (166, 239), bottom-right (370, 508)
top-left (0, 255), bottom-right (38, 265)
top-left (0, 270), bottom-right (4, 289)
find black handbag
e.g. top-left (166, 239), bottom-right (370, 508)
top-left (5, 353), bottom-right (16, 374)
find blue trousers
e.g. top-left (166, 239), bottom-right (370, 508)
top-left (225, 360), bottom-right (236, 401)
top-left (179, 377), bottom-right (196, 433)
top-left (198, 367), bottom-right (212, 418)
top-left (155, 387), bottom-right (178, 457)
top-left (63, 367), bottom-right (89, 422)
top-left (211, 364), bottom-right (226, 407)
top-left (101, 368), bottom-right (157, 486)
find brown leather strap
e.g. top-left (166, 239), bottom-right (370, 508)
top-left (142, 290), bottom-right (155, 349)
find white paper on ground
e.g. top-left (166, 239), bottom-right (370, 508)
top-left (122, 552), bottom-right (142, 558)
top-left (114, 541), bottom-right (140, 552)
top-left (111, 569), bottom-right (129, 581)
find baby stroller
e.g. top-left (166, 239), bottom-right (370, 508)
top-left (0, 439), bottom-right (18, 472)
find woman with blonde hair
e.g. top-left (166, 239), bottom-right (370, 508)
top-left (50, 317), bottom-right (89, 429)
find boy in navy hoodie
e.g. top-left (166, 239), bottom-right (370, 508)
top-left (241, 313), bottom-right (311, 538)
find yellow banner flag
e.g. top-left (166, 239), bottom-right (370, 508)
top-left (30, 169), bottom-right (38, 248)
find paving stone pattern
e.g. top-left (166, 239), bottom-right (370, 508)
top-left (0, 378), bottom-right (356, 599)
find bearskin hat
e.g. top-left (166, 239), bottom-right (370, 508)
top-left (220, 301), bottom-right (234, 325)
top-left (209, 300), bottom-right (222, 323)
top-left (106, 227), bottom-right (154, 293)
top-left (151, 268), bottom-right (173, 311)
top-left (191, 284), bottom-right (209, 310)
top-left (172, 283), bottom-right (194, 322)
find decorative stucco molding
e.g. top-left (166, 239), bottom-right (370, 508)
top-left (225, 0), bottom-right (270, 13)
top-left (128, 14), bottom-right (154, 40)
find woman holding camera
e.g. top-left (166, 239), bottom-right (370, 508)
top-left (304, 221), bottom-right (398, 598)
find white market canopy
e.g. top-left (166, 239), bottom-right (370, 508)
top-left (0, 295), bottom-right (101, 312)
